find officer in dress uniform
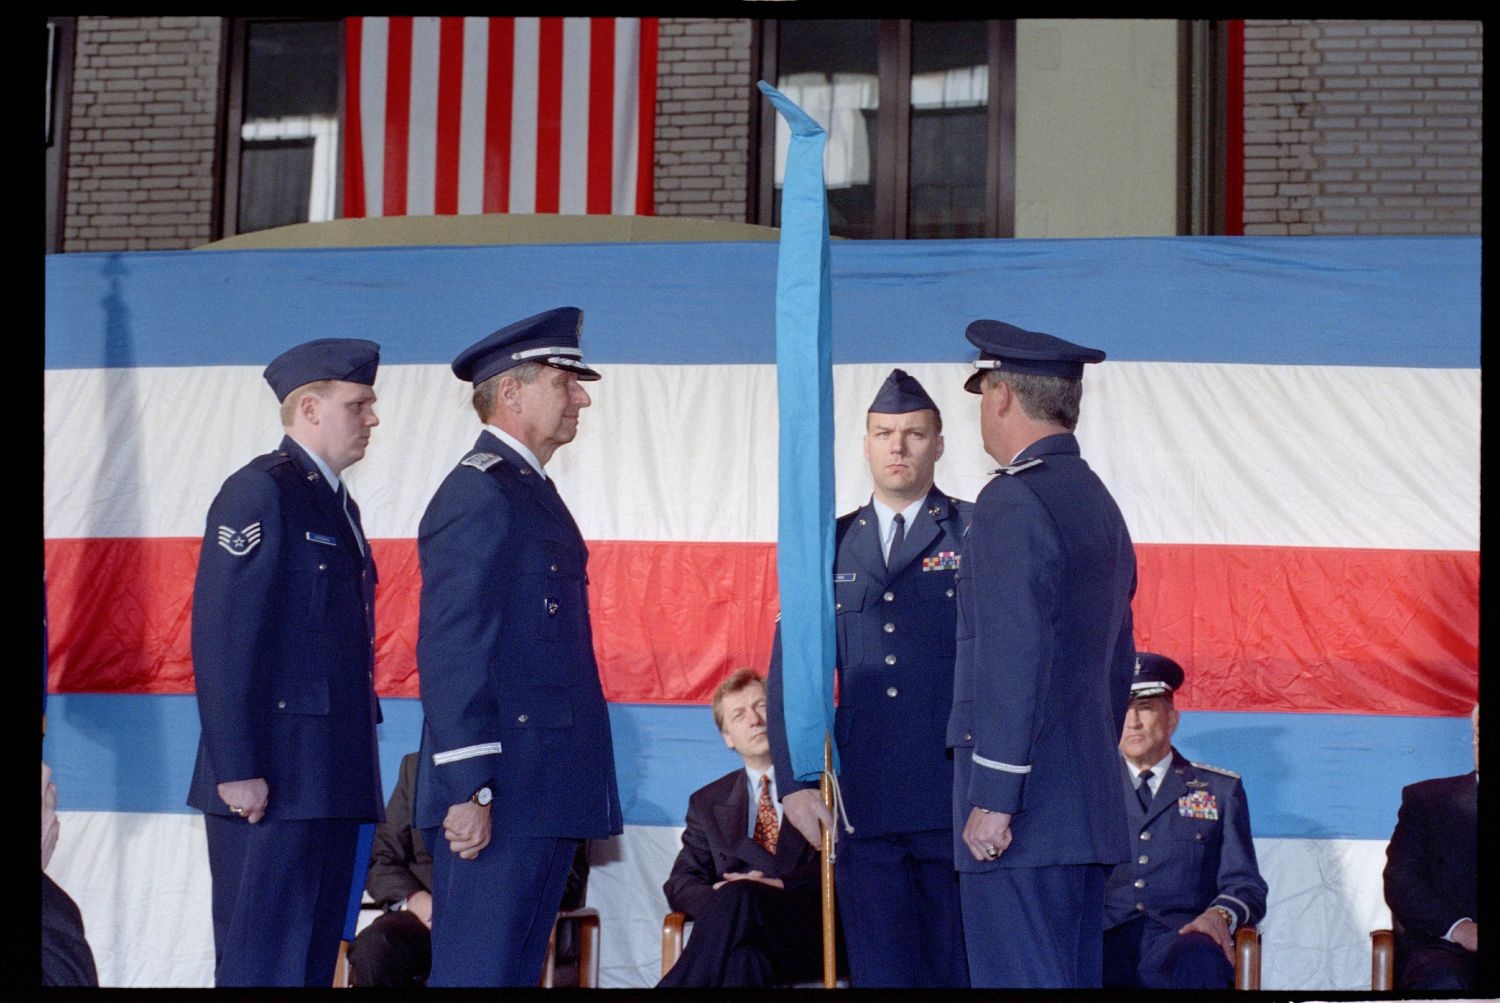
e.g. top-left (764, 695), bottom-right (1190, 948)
top-left (1104, 652), bottom-right (1268, 989)
top-left (767, 368), bottom-right (971, 987)
top-left (413, 306), bottom-right (622, 987)
top-left (187, 338), bottom-right (385, 987)
top-left (949, 320), bottom-right (1138, 988)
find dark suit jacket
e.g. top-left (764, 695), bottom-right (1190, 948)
top-left (42, 871), bottom-right (98, 987)
top-left (663, 768), bottom-right (821, 921)
top-left (1105, 749), bottom-right (1268, 932)
top-left (188, 436), bottom-right (383, 821)
top-left (1383, 771), bottom-right (1478, 950)
top-left (414, 431), bottom-right (621, 838)
top-left (367, 751), bottom-right (433, 907)
top-left (948, 433), bottom-right (1137, 870)
top-left (768, 487), bottom-right (972, 838)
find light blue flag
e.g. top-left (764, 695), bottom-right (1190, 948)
top-left (758, 80), bottom-right (838, 784)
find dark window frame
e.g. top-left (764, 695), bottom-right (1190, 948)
top-left (750, 19), bottom-right (1015, 239)
top-left (216, 16), bottom-right (346, 240)
top-left (46, 17), bottom-right (76, 254)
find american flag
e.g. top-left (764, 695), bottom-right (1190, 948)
top-left (344, 16), bottom-right (657, 218)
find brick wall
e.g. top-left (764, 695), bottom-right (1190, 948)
top-left (653, 19), bottom-right (754, 221)
top-left (1242, 20), bottom-right (1481, 235)
top-left (64, 16), bottom-right (222, 252)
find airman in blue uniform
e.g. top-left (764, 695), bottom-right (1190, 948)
top-left (188, 338), bottom-right (385, 986)
top-left (768, 369), bottom-right (971, 987)
top-left (949, 320), bottom-right (1138, 988)
top-left (413, 306), bottom-right (622, 987)
top-left (1104, 652), bottom-right (1268, 989)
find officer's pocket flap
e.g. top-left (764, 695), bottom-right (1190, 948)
top-left (273, 678), bottom-right (330, 715)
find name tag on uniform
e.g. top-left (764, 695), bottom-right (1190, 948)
top-left (305, 532), bottom-right (339, 546)
top-left (1178, 790), bottom-right (1219, 820)
top-left (922, 551), bottom-right (960, 571)
top-left (834, 573), bottom-right (857, 583)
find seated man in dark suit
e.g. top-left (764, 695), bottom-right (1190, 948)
top-left (42, 762), bottom-right (98, 988)
top-left (1103, 653), bottom-right (1268, 989)
top-left (1383, 703), bottom-right (1478, 991)
top-left (659, 669), bottom-right (825, 988)
top-left (349, 751), bottom-right (589, 987)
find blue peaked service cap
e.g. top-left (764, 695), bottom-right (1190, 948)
top-left (963, 319), bottom-right (1106, 393)
top-left (869, 368), bottom-right (940, 416)
top-left (263, 338), bottom-right (381, 401)
top-left (1131, 652), bottom-right (1186, 701)
top-left (452, 306), bottom-right (601, 386)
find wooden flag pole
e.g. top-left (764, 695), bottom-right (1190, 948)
top-left (820, 733), bottom-right (836, 988)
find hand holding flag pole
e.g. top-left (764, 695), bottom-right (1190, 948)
top-left (758, 78), bottom-right (841, 990)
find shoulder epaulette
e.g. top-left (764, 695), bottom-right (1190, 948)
top-left (250, 450), bottom-right (296, 471)
top-left (995, 457), bottom-right (1044, 477)
top-left (460, 451), bottom-right (505, 472)
top-left (1192, 761), bottom-right (1240, 779)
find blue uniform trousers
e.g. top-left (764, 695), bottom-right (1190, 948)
top-left (204, 814), bottom-right (360, 987)
top-left (1103, 915), bottom-right (1233, 989)
top-left (960, 863), bottom-right (1109, 988)
top-left (837, 830), bottom-right (967, 987)
top-left (424, 830), bottom-right (578, 987)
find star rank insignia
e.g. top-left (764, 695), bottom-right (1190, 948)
top-left (461, 451), bottom-right (503, 472)
top-left (218, 522), bottom-right (262, 557)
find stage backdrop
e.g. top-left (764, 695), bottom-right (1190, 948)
top-left (43, 236), bottom-right (1478, 988)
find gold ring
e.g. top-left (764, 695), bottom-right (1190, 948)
top-left (985, 845), bottom-right (998, 858)
top-left (230, 807), bottom-right (244, 815)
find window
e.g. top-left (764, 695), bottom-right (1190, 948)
top-left (220, 18), bottom-right (343, 237)
top-left (754, 20), bottom-right (1015, 239)
top-left (46, 17), bottom-right (76, 253)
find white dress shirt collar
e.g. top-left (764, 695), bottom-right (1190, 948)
top-left (486, 425), bottom-right (547, 480)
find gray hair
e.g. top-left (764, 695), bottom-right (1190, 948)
top-left (984, 370), bottom-right (1083, 431)
top-left (471, 361), bottom-right (545, 422)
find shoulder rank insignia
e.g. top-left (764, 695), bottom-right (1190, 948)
top-left (217, 522), bottom-right (262, 557)
top-left (922, 551), bottom-right (960, 572)
top-left (1191, 761), bottom-right (1240, 779)
top-left (995, 457), bottom-right (1044, 477)
top-left (1178, 789), bottom-right (1219, 820)
top-left (461, 451), bottom-right (504, 472)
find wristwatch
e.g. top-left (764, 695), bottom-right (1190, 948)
top-left (1210, 905), bottom-right (1235, 930)
top-left (470, 785), bottom-right (493, 807)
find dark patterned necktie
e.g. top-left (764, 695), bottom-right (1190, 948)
top-left (753, 774), bottom-right (779, 853)
top-left (1136, 769), bottom-right (1155, 813)
top-left (887, 512), bottom-right (905, 568)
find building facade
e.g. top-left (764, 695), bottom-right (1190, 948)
top-left (45, 17), bottom-right (1481, 252)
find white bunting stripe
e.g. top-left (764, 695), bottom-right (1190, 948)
top-left (972, 751), bottom-right (1031, 773)
top-left (431, 741), bottom-right (503, 765)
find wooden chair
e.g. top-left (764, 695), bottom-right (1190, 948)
top-left (540, 907), bottom-right (602, 988)
top-left (661, 911), bottom-right (689, 977)
top-left (1233, 925), bottom-right (1261, 990)
top-left (333, 907), bottom-right (600, 987)
top-left (1370, 928), bottom-right (1395, 991)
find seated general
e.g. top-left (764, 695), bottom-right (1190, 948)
top-left (1382, 703), bottom-right (1478, 991)
top-left (658, 669), bottom-right (826, 988)
top-left (1103, 652), bottom-right (1268, 989)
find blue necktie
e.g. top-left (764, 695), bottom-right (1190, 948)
top-left (1136, 769), bottom-right (1155, 813)
top-left (887, 512), bottom-right (905, 568)
top-left (339, 483), bottom-right (366, 557)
